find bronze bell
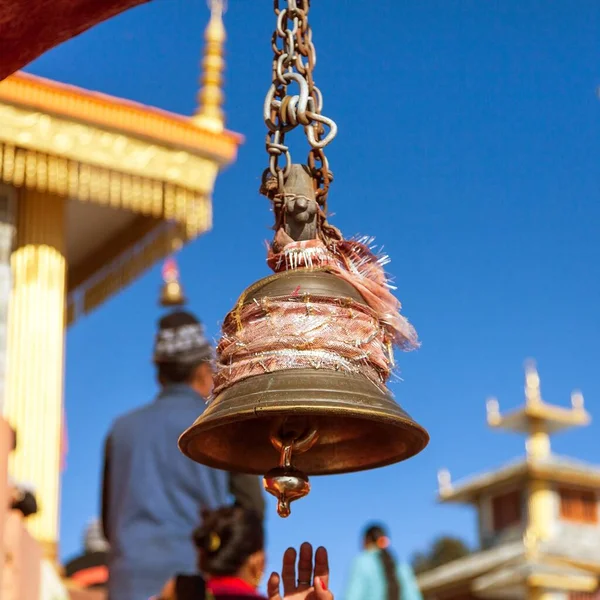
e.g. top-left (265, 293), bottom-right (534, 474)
top-left (179, 269), bottom-right (429, 515)
top-left (179, 165), bottom-right (429, 517)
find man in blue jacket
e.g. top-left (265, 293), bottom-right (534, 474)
top-left (101, 309), bottom-right (264, 600)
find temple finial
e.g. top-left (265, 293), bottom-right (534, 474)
top-left (160, 257), bottom-right (186, 307)
top-left (571, 389), bottom-right (584, 411)
top-left (524, 358), bottom-right (541, 405)
top-left (193, 0), bottom-right (227, 133)
top-left (486, 397), bottom-right (501, 425)
top-left (437, 468), bottom-right (452, 496)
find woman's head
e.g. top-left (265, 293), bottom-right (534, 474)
top-left (363, 523), bottom-right (390, 550)
top-left (193, 506), bottom-right (265, 587)
top-left (362, 523), bottom-right (399, 600)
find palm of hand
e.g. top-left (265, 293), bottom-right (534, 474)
top-left (267, 543), bottom-right (333, 600)
top-left (276, 583), bottom-right (324, 600)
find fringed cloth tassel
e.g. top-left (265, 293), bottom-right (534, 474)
top-left (267, 231), bottom-right (419, 347)
top-left (211, 230), bottom-right (419, 399)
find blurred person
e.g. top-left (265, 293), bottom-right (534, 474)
top-left (65, 519), bottom-right (110, 590)
top-left (158, 505), bottom-right (332, 600)
top-left (345, 523), bottom-right (422, 600)
top-left (6, 427), bottom-right (38, 518)
top-left (102, 308), bottom-right (265, 600)
top-left (9, 478), bottom-right (37, 518)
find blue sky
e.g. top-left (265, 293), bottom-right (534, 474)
top-left (25, 1), bottom-right (599, 597)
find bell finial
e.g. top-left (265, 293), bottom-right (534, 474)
top-left (193, 0), bottom-right (226, 133)
top-left (159, 257), bottom-right (187, 307)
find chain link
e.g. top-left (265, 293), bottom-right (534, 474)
top-left (262, 0), bottom-right (337, 207)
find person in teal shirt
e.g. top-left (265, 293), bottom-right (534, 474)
top-left (345, 524), bottom-right (423, 600)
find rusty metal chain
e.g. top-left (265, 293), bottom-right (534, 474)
top-left (262, 0), bottom-right (337, 209)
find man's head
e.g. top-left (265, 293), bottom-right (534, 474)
top-left (84, 519), bottom-right (110, 554)
top-left (153, 310), bottom-right (215, 398)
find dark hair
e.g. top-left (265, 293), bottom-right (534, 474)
top-left (157, 359), bottom-right (207, 385)
top-left (193, 506), bottom-right (264, 576)
top-left (364, 524), bottom-right (400, 600)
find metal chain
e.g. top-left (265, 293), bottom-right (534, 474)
top-left (262, 0), bottom-right (338, 208)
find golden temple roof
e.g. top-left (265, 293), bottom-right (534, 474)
top-left (0, 71), bottom-right (242, 161)
top-left (438, 361), bottom-right (594, 504)
top-left (417, 540), bottom-right (600, 595)
top-left (438, 454), bottom-right (600, 504)
top-left (486, 360), bottom-right (590, 436)
top-left (0, 7), bottom-right (241, 324)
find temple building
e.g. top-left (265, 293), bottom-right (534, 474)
top-left (418, 360), bottom-right (600, 600)
top-left (0, 2), bottom-right (240, 595)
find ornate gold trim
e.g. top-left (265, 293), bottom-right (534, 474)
top-left (0, 104), bottom-right (224, 192)
top-left (0, 143), bottom-right (213, 238)
top-left (0, 72), bottom-right (242, 161)
top-left (0, 103), bottom-right (221, 234)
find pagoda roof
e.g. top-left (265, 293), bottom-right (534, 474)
top-left (0, 72), bottom-right (242, 162)
top-left (0, 0), bottom-right (147, 81)
top-left (0, 71), bottom-right (243, 323)
top-left (542, 535), bottom-right (600, 573)
top-left (417, 541), bottom-right (524, 594)
top-left (488, 397), bottom-right (590, 435)
top-left (439, 454), bottom-right (600, 504)
top-left (418, 540), bottom-right (600, 596)
top-left (472, 558), bottom-right (596, 598)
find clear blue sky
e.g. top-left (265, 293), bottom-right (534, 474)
top-left (25, 1), bottom-right (599, 597)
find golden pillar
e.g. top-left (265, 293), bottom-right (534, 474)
top-left (527, 476), bottom-right (553, 543)
top-left (524, 365), bottom-right (553, 545)
top-left (4, 189), bottom-right (67, 560)
top-left (526, 420), bottom-right (552, 544)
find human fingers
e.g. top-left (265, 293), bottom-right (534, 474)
top-left (314, 576), bottom-right (334, 600)
top-left (314, 546), bottom-right (330, 591)
top-left (267, 572), bottom-right (282, 600)
top-left (296, 542), bottom-right (314, 591)
top-left (281, 547), bottom-right (297, 596)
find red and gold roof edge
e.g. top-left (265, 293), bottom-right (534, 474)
top-left (0, 71), bottom-right (243, 162)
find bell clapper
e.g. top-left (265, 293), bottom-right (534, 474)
top-left (263, 422), bottom-right (319, 517)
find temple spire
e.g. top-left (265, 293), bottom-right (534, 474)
top-left (159, 256), bottom-right (186, 308)
top-left (486, 359), bottom-right (590, 460)
top-left (193, 0), bottom-right (226, 133)
top-left (524, 359), bottom-right (542, 405)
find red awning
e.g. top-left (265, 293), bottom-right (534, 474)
top-left (0, 0), bottom-right (149, 81)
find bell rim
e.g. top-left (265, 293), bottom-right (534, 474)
top-left (179, 403), bottom-right (429, 476)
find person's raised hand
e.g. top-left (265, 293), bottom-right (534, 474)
top-left (267, 542), bottom-right (333, 600)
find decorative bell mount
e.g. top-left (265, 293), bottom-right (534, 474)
top-left (179, 1), bottom-right (429, 517)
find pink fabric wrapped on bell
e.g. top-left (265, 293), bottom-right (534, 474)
top-left (267, 230), bottom-right (418, 350)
